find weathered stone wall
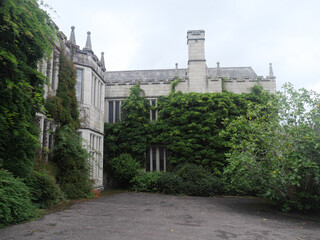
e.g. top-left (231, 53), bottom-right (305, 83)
top-left (72, 47), bottom-right (105, 190)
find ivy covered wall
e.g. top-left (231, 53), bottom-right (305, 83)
top-left (104, 83), bottom-right (275, 176)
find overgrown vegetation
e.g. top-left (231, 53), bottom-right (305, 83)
top-left (104, 83), bottom-right (151, 187)
top-left (170, 77), bottom-right (181, 93)
top-left (154, 89), bottom-right (274, 174)
top-left (52, 126), bottom-right (93, 199)
top-left (222, 83), bottom-right (320, 211)
top-left (27, 169), bottom-right (64, 209)
top-left (45, 48), bottom-right (80, 130)
top-left (0, 0), bottom-right (55, 179)
top-left (105, 82), bottom-right (320, 212)
top-left (130, 164), bottom-right (224, 196)
top-left (105, 154), bottom-right (140, 188)
top-left (0, 169), bottom-right (36, 228)
top-left (0, 0), bottom-right (93, 227)
top-left (46, 48), bottom-right (93, 199)
top-left (0, 0), bottom-right (59, 227)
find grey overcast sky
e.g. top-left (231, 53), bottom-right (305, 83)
top-left (43, 0), bottom-right (320, 93)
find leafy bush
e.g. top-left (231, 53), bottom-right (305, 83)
top-left (176, 164), bottom-right (219, 196)
top-left (157, 172), bottom-right (184, 194)
top-left (0, 169), bottom-right (36, 228)
top-left (131, 171), bottom-right (163, 192)
top-left (27, 171), bottom-right (64, 209)
top-left (52, 126), bottom-right (93, 199)
top-left (223, 83), bottom-right (320, 211)
top-left (131, 165), bottom-right (225, 196)
top-left (106, 154), bottom-right (140, 188)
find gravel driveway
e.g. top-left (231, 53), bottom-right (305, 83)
top-left (0, 192), bottom-right (319, 240)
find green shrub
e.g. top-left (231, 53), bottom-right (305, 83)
top-left (0, 169), bottom-right (36, 228)
top-left (106, 154), bottom-right (140, 188)
top-left (27, 170), bottom-right (64, 209)
top-left (131, 166), bottom-right (225, 196)
top-left (131, 171), bottom-right (163, 192)
top-left (222, 84), bottom-right (320, 212)
top-left (157, 172), bottom-right (184, 194)
top-left (56, 170), bottom-right (94, 199)
top-left (52, 126), bottom-right (93, 199)
top-left (176, 164), bottom-right (221, 196)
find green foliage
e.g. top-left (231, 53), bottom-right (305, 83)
top-left (251, 84), bottom-right (263, 95)
top-left (223, 83), bottom-right (320, 211)
top-left (130, 171), bottom-right (163, 192)
top-left (170, 77), bottom-right (181, 93)
top-left (104, 83), bottom-right (151, 168)
top-left (52, 126), bottom-right (93, 199)
top-left (0, 169), bottom-right (36, 228)
top-left (155, 91), bottom-right (274, 174)
top-left (130, 164), bottom-right (224, 196)
top-left (104, 84), bottom-right (275, 192)
top-left (0, 0), bottom-right (55, 179)
top-left (106, 154), bottom-right (140, 188)
top-left (45, 48), bottom-right (80, 130)
top-left (27, 170), bottom-right (64, 209)
top-left (176, 164), bottom-right (223, 196)
top-left (122, 82), bottom-right (150, 124)
top-left (44, 43), bottom-right (89, 201)
top-left (157, 172), bottom-right (184, 194)
top-left (221, 77), bottom-right (226, 92)
top-left (121, 83), bottom-right (150, 161)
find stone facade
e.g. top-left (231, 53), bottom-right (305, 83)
top-left (104, 30), bottom-right (276, 123)
top-left (65, 30), bottom-right (105, 190)
top-left (39, 27), bottom-right (276, 189)
top-left (38, 27), bottom-right (105, 190)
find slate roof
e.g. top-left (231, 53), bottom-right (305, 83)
top-left (105, 66), bottom-right (258, 84)
top-left (105, 69), bottom-right (187, 84)
top-left (208, 66), bottom-right (257, 79)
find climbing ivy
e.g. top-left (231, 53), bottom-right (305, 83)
top-left (221, 77), bottom-right (226, 92)
top-left (104, 83), bottom-right (275, 177)
top-left (0, 0), bottom-right (55, 179)
top-left (45, 47), bottom-right (80, 130)
top-left (170, 77), bottom-right (181, 93)
top-left (155, 90), bottom-right (275, 174)
top-left (104, 83), bottom-right (151, 165)
top-left (45, 47), bottom-right (91, 199)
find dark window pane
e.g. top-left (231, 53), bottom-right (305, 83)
top-left (160, 147), bottom-right (164, 171)
top-left (152, 147), bottom-right (157, 172)
top-left (76, 69), bottom-right (82, 101)
top-left (146, 149), bottom-right (150, 172)
top-left (152, 110), bottom-right (156, 121)
top-left (108, 101), bottom-right (113, 123)
top-left (115, 101), bottom-right (120, 122)
top-left (165, 147), bottom-right (168, 171)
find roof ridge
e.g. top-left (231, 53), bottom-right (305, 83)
top-left (106, 68), bottom-right (187, 73)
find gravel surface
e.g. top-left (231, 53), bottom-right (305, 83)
top-left (0, 192), bottom-right (319, 240)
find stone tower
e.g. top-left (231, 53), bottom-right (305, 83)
top-left (187, 30), bottom-right (207, 93)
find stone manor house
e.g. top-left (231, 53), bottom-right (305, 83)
top-left (37, 26), bottom-right (276, 190)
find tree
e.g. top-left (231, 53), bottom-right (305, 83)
top-left (223, 83), bottom-right (320, 211)
top-left (0, 0), bottom-right (55, 178)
